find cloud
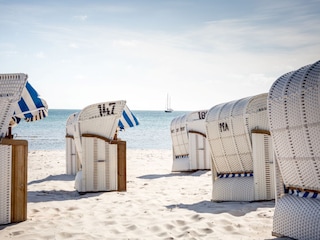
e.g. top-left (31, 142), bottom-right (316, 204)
top-left (73, 15), bottom-right (88, 21)
top-left (69, 43), bottom-right (79, 49)
top-left (35, 52), bottom-right (46, 59)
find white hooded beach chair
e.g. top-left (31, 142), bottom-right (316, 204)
top-left (66, 100), bottom-right (139, 193)
top-left (65, 112), bottom-right (80, 175)
top-left (171, 114), bottom-right (189, 171)
top-left (171, 110), bottom-right (211, 171)
top-left (0, 73), bottom-right (47, 225)
top-left (268, 60), bottom-right (320, 240)
top-left (0, 74), bottom-right (27, 225)
top-left (206, 93), bottom-right (275, 201)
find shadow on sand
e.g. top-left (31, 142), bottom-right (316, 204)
top-left (138, 170), bottom-right (209, 179)
top-left (166, 200), bottom-right (275, 216)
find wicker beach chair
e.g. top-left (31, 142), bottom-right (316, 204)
top-left (268, 60), bottom-right (320, 240)
top-left (66, 100), bottom-right (140, 193)
top-left (65, 112), bottom-right (80, 175)
top-left (206, 93), bottom-right (275, 201)
top-left (0, 74), bottom-right (27, 225)
top-left (71, 100), bottom-right (126, 193)
top-left (170, 114), bottom-right (189, 171)
top-left (171, 110), bottom-right (211, 171)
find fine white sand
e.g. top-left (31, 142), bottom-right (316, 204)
top-left (0, 149), bottom-right (288, 239)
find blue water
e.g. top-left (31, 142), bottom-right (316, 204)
top-left (12, 109), bottom-right (189, 151)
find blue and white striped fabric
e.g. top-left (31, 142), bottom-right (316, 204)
top-left (289, 189), bottom-right (320, 200)
top-left (118, 105), bottom-right (139, 130)
top-left (11, 81), bottom-right (48, 125)
top-left (218, 173), bottom-right (253, 178)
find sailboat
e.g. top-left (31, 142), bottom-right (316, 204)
top-left (165, 93), bottom-right (173, 113)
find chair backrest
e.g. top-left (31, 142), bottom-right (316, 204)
top-left (170, 114), bottom-right (189, 157)
top-left (72, 100), bottom-right (126, 164)
top-left (186, 110), bottom-right (208, 135)
top-left (206, 93), bottom-right (269, 174)
top-left (0, 74), bottom-right (27, 138)
top-left (66, 112), bottom-right (78, 137)
top-left (268, 60), bottom-right (320, 191)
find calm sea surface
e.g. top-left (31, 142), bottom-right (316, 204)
top-left (12, 109), bottom-right (189, 151)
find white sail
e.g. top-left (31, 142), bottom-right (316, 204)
top-left (165, 93), bottom-right (173, 113)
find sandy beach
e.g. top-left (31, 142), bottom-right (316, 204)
top-left (0, 149), bottom-right (287, 239)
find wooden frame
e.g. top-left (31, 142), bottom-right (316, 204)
top-left (1, 138), bottom-right (28, 223)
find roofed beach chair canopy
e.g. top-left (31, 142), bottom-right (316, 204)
top-left (65, 100), bottom-right (139, 193)
top-left (170, 110), bottom-right (211, 171)
top-left (65, 103), bottom-right (139, 175)
top-left (205, 93), bottom-right (275, 201)
top-left (268, 60), bottom-right (320, 240)
top-left (0, 74), bottom-right (27, 139)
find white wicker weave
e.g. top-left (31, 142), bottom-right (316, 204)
top-left (272, 195), bottom-right (320, 240)
top-left (212, 176), bottom-right (254, 201)
top-left (252, 133), bottom-right (275, 200)
top-left (0, 145), bottom-right (12, 224)
top-left (65, 112), bottom-right (80, 175)
top-left (73, 100), bottom-right (126, 165)
top-left (206, 93), bottom-right (274, 201)
top-left (171, 114), bottom-right (190, 171)
top-left (268, 60), bottom-right (320, 192)
top-left (206, 93), bottom-right (269, 174)
top-left (171, 110), bottom-right (212, 171)
top-left (0, 74), bottom-right (27, 138)
top-left (70, 100), bottom-right (126, 193)
top-left (75, 137), bottom-right (118, 193)
top-left (0, 73), bottom-right (27, 225)
top-left (170, 114), bottom-right (189, 157)
top-left (268, 60), bottom-right (320, 239)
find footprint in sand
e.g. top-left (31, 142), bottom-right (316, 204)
top-left (58, 232), bottom-right (74, 238)
top-left (104, 220), bottom-right (116, 225)
top-left (10, 231), bottom-right (24, 236)
top-left (200, 228), bottom-right (213, 234)
top-left (191, 214), bottom-right (204, 221)
top-left (67, 206), bottom-right (79, 211)
top-left (165, 223), bottom-right (175, 230)
top-left (31, 209), bottom-right (40, 214)
top-left (223, 225), bottom-right (234, 231)
top-left (150, 225), bottom-right (161, 232)
top-left (127, 224), bottom-right (137, 231)
top-left (175, 219), bottom-right (186, 226)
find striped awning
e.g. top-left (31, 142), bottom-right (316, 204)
top-left (11, 81), bottom-right (48, 126)
top-left (118, 105), bottom-right (139, 130)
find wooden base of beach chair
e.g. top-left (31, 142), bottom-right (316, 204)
top-left (74, 136), bottom-right (126, 193)
top-left (0, 139), bottom-right (28, 224)
top-left (272, 194), bottom-right (320, 240)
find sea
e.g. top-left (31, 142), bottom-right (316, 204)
top-left (12, 109), bottom-right (189, 151)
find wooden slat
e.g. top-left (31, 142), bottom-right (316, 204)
top-left (1, 138), bottom-right (28, 223)
top-left (116, 141), bottom-right (126, 191)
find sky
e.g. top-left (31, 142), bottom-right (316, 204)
top-left (1, 0), bottom-right (320, 111)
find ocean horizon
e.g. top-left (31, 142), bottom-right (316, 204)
top-left (12, 109), bottom-right (189, 151)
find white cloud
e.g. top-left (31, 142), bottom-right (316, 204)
top-left (69, 43), bottom-right (78, 49)
top-left (73, 15), bottom-right (88, 21)
top-left (35, 52), bottom-right (46, 59)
